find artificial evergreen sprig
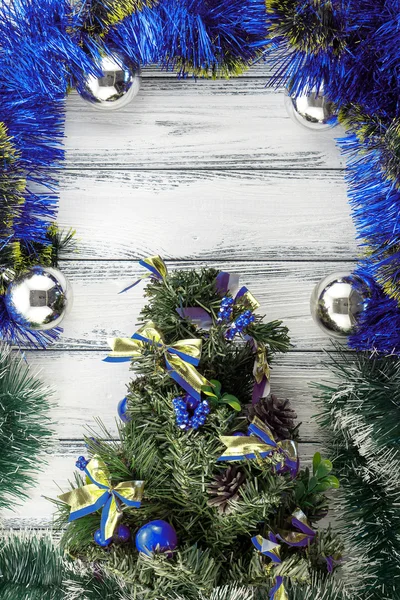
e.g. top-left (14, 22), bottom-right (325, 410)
top-left (56, 261), bottom-right (342, 598)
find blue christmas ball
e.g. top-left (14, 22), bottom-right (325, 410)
top-left (94, 528), bottom-right (111, 547)
top-left (113, 524), bottom-right (131, 543)
top-left (117, 397), bottom-right (131, 423)
top-left (233, 432), bottom-right (246, 437)
top-left (135, 520), bottom-right (178, 557)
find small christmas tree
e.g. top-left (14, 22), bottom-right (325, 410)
top-left (56, 257), bottom-right (343, 599)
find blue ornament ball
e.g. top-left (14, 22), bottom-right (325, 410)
top-left (233, 432), bottom-right (246, 437)
top-left (113, 524), bottom-right (131, 543)
top-left (117, 397), bottom-right (131, 423)
top-left (135, 520), bottom-right (178, 557)
top-left (94, 528), bottom-right (111, 547)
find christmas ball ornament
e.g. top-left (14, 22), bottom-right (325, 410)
top-left (78, 52), bottom-right (140, 110)
top-left (94, 528), bottom-right (111, 547)
top-left (284, 87), bottom-right (337, 131)
top-left (135, 519), bottom-right (178, 557)
top-left (117, 397), bottom-right (131, 423)
top-left (113, 524), bottom-right (131, 543)
top-left (4, 266), bottom-right (71, 330)
top-left (310, 272), bottom-right (370, 338)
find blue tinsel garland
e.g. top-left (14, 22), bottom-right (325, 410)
top-left (1, 0), bottom-right (400, 352)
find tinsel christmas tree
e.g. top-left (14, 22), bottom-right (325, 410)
top-left (55, 258), bottom-right (346, 599)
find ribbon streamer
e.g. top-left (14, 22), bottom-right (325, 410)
top-left (251, 533), bottom-right (281, 563)
top-left (252, 511), bottom-right (314, 600)
top-left (251, 340), bottom-right (270, 403)
top-left (277, 508), bottom-right (316, 547)
top-left (58, 456), bottom-right (144, 541)
top-left (105, 321), bottom-right (209, 400)
top-left (217, 416), bottom-right (298, 478)
top-left (252, 535), bottom-right (287, 599)
top-left (269, 577), bottom-right (288, 600)
top-left (119, 255), bottom-right (168, 293)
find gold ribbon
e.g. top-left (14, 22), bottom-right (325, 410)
top-left (141, 255), bottom-right (168, 280)
top-left (236, 287), bottom-right (260, 312)
top-left (274, 583), bottom-right (289, 600)
top-left (58, 456), bottom-right (144, 541)
top-left (218, 417), bottom-right (298, 477)
top-left (120, 255), bottom-right (168, 293)
top-left (107, 322), bottom-right (209, 399)
top-left (253, 342), bottom-right (270, 385)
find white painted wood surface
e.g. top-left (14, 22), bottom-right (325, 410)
top-left (2, 65), bottom-right (355, 528)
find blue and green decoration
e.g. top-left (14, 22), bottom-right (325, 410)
top-left (59, 455), bottom-right (144, 543)
top-left (3, 0), bottom-right (400, 352)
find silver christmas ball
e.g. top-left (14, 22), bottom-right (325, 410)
top-left (78, 53), bottom-right (140, 110)
top-left (5, 266), bottom-right (72, 331)
top-left (284, 87), bottom-right (337, 131)
top-left (310, 272), bottom-right (370, 338)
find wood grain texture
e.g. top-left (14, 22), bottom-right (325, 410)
top-left (53, 259), bottom-right (356, 351)
top-left (57, 170), bottom-right (355, 260)
top-left (1, 70), bottom-right (353, 532)
top-left (64, 83), bottom-right (344, 169)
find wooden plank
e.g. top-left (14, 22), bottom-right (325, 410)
top-left (25, 350), bottom-right (331, 442)
top-left (64, 84), bottom-right (343, 170)
top-left (51, 259), bottom-right (356, 351)
top-left (57, 170), bottom-right (355, 261)
top-left (2, 440), bottom-right (324, 528)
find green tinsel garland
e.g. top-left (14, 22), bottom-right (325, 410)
top-left (0, 344), bottom-right (53, 511)
top-left (317, 350), bottom-right (400, 600)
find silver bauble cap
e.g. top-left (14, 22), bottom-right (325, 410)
top-left (5, 266), bottom-right (72, 331)
top-left (310, 272), bottom-right (369, 338)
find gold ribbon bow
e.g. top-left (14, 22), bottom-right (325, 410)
top-left (106, 321), bottom-right (209, 400)
top-left (58, 455), bottom-right (144, 541)
top-left (217, 417), bottom-right (298, 478)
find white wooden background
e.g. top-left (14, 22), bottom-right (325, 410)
top-left (3, 65), bottom-right (356, 528)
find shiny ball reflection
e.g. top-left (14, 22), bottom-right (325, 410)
top-left (284, 88), bottom-right (337, 131)
top-left (310, 272), bottom-right (370, 338)
top-left (5, 266), bottom-right (72, 331)
top-left (78, 53), bottom-right (140, 110)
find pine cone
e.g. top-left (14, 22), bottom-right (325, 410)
top-left (207, 466), bottom-right (246, 515)
top-left (247, 394), bottom-right (297, 440)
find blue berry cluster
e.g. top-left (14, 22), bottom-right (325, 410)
top-left (75, 455), bottom-right (89, 471)
top-left (173, 394), bottom-right (210, 431)
top-left (226, 310), bottom-right (255, 340)
top-left (217, 296), bottom-right (234, 323)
